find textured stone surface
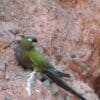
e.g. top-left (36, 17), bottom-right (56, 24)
top-left (0, 0), bottom-right (100, 100)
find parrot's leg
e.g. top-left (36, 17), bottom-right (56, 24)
top-left (26, 71), bottom-right (36, 96)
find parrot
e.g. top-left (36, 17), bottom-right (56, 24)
top-left (15, 36), bottom-right (86, 100)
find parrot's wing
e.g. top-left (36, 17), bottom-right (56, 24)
top-left (47, 65), bottom-right (71, 78)
top-left (30, 58), bottom-right (38, 67)
top-left (43, 59), bottom-right (71, 78)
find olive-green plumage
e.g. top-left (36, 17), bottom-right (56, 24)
top-left (15, 37), bottom-right (86, 100)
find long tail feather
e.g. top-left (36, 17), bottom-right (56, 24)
top-left (44, 70), bottom-right (86, 100)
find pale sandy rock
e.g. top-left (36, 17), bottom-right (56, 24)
top-left (0, 59), bottom-right (7, 72)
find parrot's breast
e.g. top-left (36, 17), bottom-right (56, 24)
top-left (27, 49), bottom-right (48, 72)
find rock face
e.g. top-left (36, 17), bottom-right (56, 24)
top-left (0, 0), bottom-right (100, 100)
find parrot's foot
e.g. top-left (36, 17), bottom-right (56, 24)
top-left (26, 71), bottom-right (36, 96)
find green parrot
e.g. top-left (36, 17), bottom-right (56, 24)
top-left (15, 37), bottom-right (86, 100)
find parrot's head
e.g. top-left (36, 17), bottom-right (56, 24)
top-left (19, 37), bottom-right (37, 50)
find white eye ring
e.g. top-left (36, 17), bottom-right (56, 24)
top-left (28, 38), bottom-right (32, 42)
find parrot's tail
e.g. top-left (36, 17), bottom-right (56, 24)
top-left (44, 70), bottom-right (86, 100)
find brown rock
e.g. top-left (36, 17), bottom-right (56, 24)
top-left (0, 0), bottom-right (100, 100)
